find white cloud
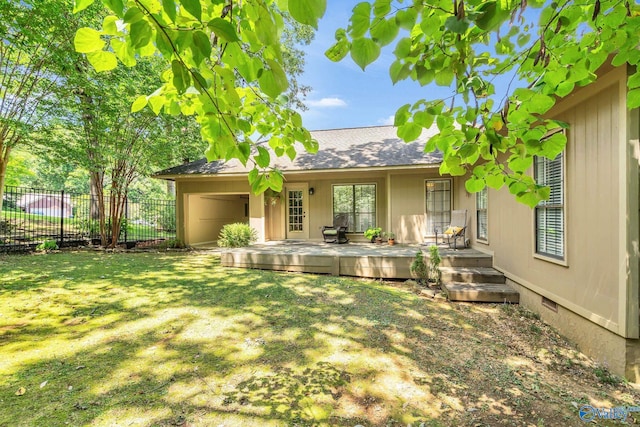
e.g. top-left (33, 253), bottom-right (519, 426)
top-left (378, 115), bottom-right (394, 126)
top-left (307, 97), bottom-right (347, 108)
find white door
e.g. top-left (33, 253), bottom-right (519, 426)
top-left (285, 184), bottom-right (309, 240)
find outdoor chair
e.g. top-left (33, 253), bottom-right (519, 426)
top-left (322, 214), bottom-right (350, 244)
top-left (440, 209), bottom-right (468, 249)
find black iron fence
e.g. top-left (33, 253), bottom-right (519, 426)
top-left (1, 186), bottom-right (176, 251)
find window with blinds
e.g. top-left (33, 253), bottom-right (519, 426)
top-left (476, 187), bottom-right (488, 241)
top-left (534, 152), bottom-right (564, 259)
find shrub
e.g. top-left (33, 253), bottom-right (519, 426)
top-left (218, 223), bottom-right (257, 248)
top-left (428, 244), bottom-right (442, 285)
top-left (410, 245), bottom-right (442, 285)
top-left (36, 240), bottom-right (59, 252)
top-left (410, 251), bottom-right (429, 285)
top-left (158, 238), bottom-right (186, 249)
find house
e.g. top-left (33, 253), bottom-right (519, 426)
top-left (17, 193), bottom-right (73, 218)
top-left (155, 63), bottom-right (640, 382)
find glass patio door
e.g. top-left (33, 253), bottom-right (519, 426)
top-left (285, 184), bottom-right (309, 240)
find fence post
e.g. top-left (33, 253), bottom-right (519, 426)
top-left (60, 190), bottom-right (64, 246)
top-left (124, 197), bottom-right (128, 244)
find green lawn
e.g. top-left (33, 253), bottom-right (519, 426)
top-left (0, 251), bottom-right (638, 426)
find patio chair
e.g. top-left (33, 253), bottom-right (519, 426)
top-left (440, 209), bottom-right (467, 249)
top-left (322, 214), bottom-right (350, 244)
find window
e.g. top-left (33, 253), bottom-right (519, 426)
top-left (534, 152), bottom-right (564, 259)
top-left (333, 184), bottom-right (376, 233)
top-left (425, 179), bottom-right (451, 234)
top-left (476, 187), bottom-right (488, 241)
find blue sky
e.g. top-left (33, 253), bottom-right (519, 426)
top-left (297, 1), bottom-right (453, 131)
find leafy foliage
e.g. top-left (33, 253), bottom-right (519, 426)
top-left (73, 0), bottom-right (324, 195)
top-left (328, 0), bottom-right (640, 206)
top-left (217, 222), bottom-right (258, 248)
top-left (158, 237), bottom-right (186, 249)
top-left (36, 240), bottom-right (59, 252)
top-left (428, 244), bottom-right (442, 285)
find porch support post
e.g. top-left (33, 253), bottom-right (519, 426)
top-left (249, 192), bottom-right (266, 243)
top-left (386, 171), bottom-right (392, 235)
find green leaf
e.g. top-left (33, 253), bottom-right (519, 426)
top-left (325, 39), bottom-right (350, 62)
top-left (162, 0), bottom-right (177, 22)
top-left (373, 0), bottom-right (391, 17)
top-left (629, 88), bottom-right (640, 109)
top-left (445, 16), bottom-right (469, 34)
top-left (413, 110), bottom-right (434, 128)
top-left (259, 59), bottom-right (289, 98)
top-left (508, 155), bottom-right (533, 173)
top-left (74, 27), bottom-right (105, 53)
top-left (465, 177), bottom-right (485, 193)
top-left (370, 17), bottom-right (400, 46)
top-left (193, 31), bottom-right (212, 60)
top-left (395, 8), bottom-right (417, 30)
top-left (289, 0), bottom-right (326, 29)
top-left (475, 1), bottom-right (510, 31)
top-left (526, 93), bottom-right (555, 114)
top-left (394, 104), bottom-right (411, 126)
top-left (130, 20), bottom-right (153, 49)
top-left (485, 172), bottom-right (505, 190)
top-left (389, 60), bottom-right (411, 84)
top-left (131, 95), bottom-right (148, 112)
top-left (111, 39), bottom-right (136, 67)
top-left (397, 122), bottom-right (422, 142)
top-left (434, 68), bottom-right (454, 86)
top-left (86, 50), bottom-right (118, 72)
top-left (123, 7), bottom-right (144, 24)
top-left (103, 0), bottom-right (124, 17)
top-left (102, 16), bottom-right (119, 35)
top-left (350, 37), bottom-right (380, 70)
top-left (350, 2), bottom-right (371, 38)
top-left (73, 0), bottom-right (95, 13)
top-left (208, 18), bottom-right (240, 42)
top-left (171, 60), bottom-right (191, 94)
top-left (254, 146), bottom-right (271, 168)
top-left (181, 0), bottom-right (202, 21)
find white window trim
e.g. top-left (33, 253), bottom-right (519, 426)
top-left (532, 134), bottom-right (568, 267)
top-left (424, 178), bottom-right (453, 237)
top-left (476, 187), bottom-right (489, 245)
top-left (331, 183), bottom-right (377, 234)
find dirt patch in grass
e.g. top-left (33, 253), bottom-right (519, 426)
top-left (0, 251), bottom-right (638, 426)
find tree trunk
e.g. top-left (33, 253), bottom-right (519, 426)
top-left (0, 144), bottom-right (12, 214)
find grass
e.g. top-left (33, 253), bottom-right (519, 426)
top-left (1, 251), bottom-right (639, 426)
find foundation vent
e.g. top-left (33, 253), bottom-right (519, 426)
top-left (542, 296), bottom-right (558, 312)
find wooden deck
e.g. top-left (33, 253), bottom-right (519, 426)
top-left (217, 241), bottom-right (519, 303)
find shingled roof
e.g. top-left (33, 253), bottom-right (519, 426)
top-left (154, 125), bottom-right (442, 178)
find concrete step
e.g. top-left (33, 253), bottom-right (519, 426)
top-left (439, 267), bottom-right (506, 284)
top-left (443, 281), bottom-right (520, 303)
top-left (437, 253), bottom-right (493, 268)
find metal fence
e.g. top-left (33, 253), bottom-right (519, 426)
top-left (1, 186), bottom-right (176, 251)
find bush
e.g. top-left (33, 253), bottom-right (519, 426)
top-left (158, 238), bottom-right (186, 249)
top-left (36, 240), bottom-right (59, 252)
top-left (218, 223), bottom-right (257, 248)
top-left (410, 251), bottom-right (429, 284)
top-left (427, 244), bottom-right (442, 285)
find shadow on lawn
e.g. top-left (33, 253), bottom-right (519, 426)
top-left (0, 251), bottom-right (633, 426)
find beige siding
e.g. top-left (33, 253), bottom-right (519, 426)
top-left (458, 67), bottom-right (629, 336)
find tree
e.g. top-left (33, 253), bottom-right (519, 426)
top-left (0, 0), bottom-right (74, 212)
top-left (73, 0), bottom-right (326, 196)
top-left (326, 0), bottom-right (640, 206)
